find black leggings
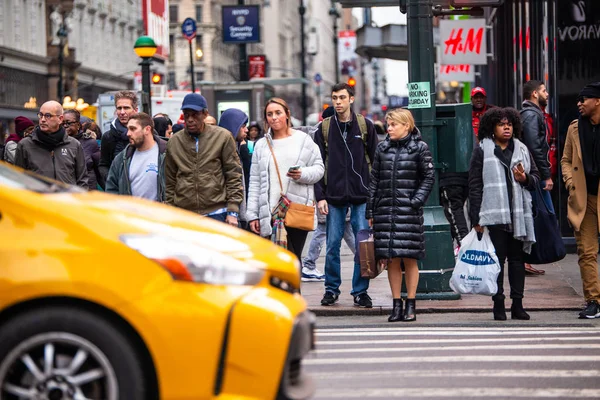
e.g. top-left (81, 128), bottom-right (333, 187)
top-left (286, 227), bottom-right (309, 262)
top-left (489, 228), bottom-right (526, 302)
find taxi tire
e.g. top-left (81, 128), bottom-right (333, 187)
top-left (0, 305), bottom-right (148, 400)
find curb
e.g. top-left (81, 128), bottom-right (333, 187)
top-left (310, 306), bottom-right (583, 317)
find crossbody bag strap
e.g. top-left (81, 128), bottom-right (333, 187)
top-left (265, 135), bottom-right (284, 193)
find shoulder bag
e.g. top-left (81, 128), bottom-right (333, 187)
top-left (266, 136), bottom-right (315, 231)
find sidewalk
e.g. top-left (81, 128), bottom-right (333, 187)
top-left (300, 238), bottom-right (586, 316)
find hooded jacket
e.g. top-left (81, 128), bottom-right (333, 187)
top-left (366, 130), bottom-right (435, 260)
top-left (14, 127), bottom-right (89, 188)
top-left (314, 113), bottom-right (378, 205)
top-left (105, 134), bottom-right (167, 201)
top-left (99, 119), bottom-right (130, 184)
top-left (164, 125), bottom-right (243, 215)
top-left (219, 109), bottom-right (250, 219)
top-left (521, 100), bottom-right (551, 180)
top-left (3, 134), bottom-right (22, 164)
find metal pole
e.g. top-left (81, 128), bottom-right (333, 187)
top-left (140, 58), bottom-right (152, 115)
top-left (333, 8), bottom-right (339, 83)
top-left (238, 0), bottom-right (248, 81)
top-left (299, 0), bottom-right (307, 126)
top-left (58, 37), bottom-right (64, 101)
top-left (405, 0), bottom-right (456, 299)
top-left (189, 40), bottom-right (196, 92)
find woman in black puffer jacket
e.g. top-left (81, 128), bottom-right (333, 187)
top-left (366, 108), bottom-right (435, 323)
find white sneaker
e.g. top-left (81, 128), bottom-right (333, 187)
top-left (301, 266), bottom-right (325, 282)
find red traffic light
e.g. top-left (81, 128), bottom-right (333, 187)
top-left (152, 73), bottom-right (163, 84)
top-left (347, 77), bottom-right (356, 87)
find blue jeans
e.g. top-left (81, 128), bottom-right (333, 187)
top-left (207, 212), bottom-right (227, 222)
top-left (303, 222), bottom-right (356, 270)
top-left (324, 203), bottom-right (370, 296)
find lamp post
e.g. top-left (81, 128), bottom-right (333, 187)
top-left (299, 0), bottom-right (307, 126)
top-left (134, 36), bottom-right (157, 115)
top-left (329, 1), bottom-right (340, 84)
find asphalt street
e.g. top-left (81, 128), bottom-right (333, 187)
top-left (306, 312), bottom-right (600, 399)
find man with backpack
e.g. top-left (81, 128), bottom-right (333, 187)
top-left (314, 83), bottom-right (379, 307)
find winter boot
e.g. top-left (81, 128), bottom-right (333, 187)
top-left (388, 298), bottom-right (403, 322)
top-left (511, 298), bottom-right (530, 320)
top-left (403, 298), bottom-right (416, 322)
top-left (493, 300), bottom-right (507, 321)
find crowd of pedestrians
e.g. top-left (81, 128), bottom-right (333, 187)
top-left (2, 80), bottom-right (600, 322)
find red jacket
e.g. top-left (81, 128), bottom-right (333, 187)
top-left (472, 104), bottom-right (496, 138)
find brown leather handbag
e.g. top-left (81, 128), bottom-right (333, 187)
top-left (266, 136), bottom-right (315, 231)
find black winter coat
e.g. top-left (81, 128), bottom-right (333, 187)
top-left (520, 101), bottom-right (551, 180)
top-left (366, 130), bottom-right (435, 260)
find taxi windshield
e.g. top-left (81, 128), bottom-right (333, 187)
top-left (0, 164), bottom-right (83, 194)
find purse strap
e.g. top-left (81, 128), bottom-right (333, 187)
top-left (265, 134), bottom-right (284, 193)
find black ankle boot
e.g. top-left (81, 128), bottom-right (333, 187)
top-left (403, 299), bottom-right (416, 322)
top-left (511, 298), bottom-right (530, 320)
top-left (388, 298), bottom-right (403, 322)
top-left (493, 300), bottom-right (507, 321)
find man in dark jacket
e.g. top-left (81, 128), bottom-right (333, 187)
top-left (314, 82), bottom-right (378, 308)
top-left (64, 109), bottom-right (101, 191)
top-left (106, 112), bottom-right (166, 202)
top-left (99, 91), bottom-right (138, 185)
top-left (520, 80), bottom-right (552, 276)
top-left (15, 101), bottom-right (88, 188)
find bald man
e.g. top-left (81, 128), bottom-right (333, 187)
top-left (205, 115), bottom-right (217, 125)
top-left (15, 101), bottom-right (88, 188)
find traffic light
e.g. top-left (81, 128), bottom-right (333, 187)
top-left (347, 77), bottom-right (356, 87)
top-left (151, 73), bottom-right (163, 84)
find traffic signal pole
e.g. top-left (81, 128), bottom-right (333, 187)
top-left (403, 0), bottom-right (458, 299)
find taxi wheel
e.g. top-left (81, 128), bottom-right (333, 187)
top-left (0, 306), bottom-right (147, 400)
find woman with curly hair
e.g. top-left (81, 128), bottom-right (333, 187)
top-left (468, 107), bottom-right (540, 321)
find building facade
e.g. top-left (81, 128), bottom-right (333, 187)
top-left (0, 0), bottom-right (143, 131)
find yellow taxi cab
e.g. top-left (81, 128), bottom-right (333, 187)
top-left (0, 162), bottom-right (315, 400)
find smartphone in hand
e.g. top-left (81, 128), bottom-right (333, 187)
top-left (516, 162), bottom-right (524, 173)
top-left (288, 165), bottom-right (300, 173)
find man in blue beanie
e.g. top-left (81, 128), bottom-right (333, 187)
top-left (219, 109), bottom-right (250, 227)
top-left (164, 93), bottom-right (243, 225)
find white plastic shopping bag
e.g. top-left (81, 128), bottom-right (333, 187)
top-left (450, 227), bottom-right (501, 296)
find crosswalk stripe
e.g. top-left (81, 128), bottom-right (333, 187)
top-left (316, 336), bottom-right (600, 345)
top-left (304, 355), bottom-right (600, 365)
top-left (311, 369), bottom-right (600, 380)
top-left (314, 343), bottom-right (600, 354)
top-left (313, 388), bottom-right (600, 398)
top-left (316, 327), bottom-right (599, 332)
top-left (315, 330), bottom-right (596, 336)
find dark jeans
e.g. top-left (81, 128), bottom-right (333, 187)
top-left (489, 228), bottom-right (526, 302)
top-left (440, 185), bottom-right (469, 244)
top-left (286, 227), bottom-right (309, 263)
top-left (207, 212), bottom-right (227, 222)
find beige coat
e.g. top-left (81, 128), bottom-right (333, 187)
top-left (561, 119), bottom-right (600, 231)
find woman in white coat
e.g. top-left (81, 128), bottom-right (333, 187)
top-left (246, 97), bottom-right (324, 261)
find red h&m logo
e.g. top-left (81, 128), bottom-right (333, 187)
top-left (444, 27), bottom-right (484, 56)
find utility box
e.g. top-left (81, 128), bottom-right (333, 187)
top-left (436, 103), bottom-right (474, 173)
top-left (199, 82), bottom-right (275, 125)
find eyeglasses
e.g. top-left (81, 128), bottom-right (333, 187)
top-left (578, 96), bottom-right (588, 104)
top-left (62, 121), bottom-right (79, 127)
top-left (37, 112), bottom-right (60, 120)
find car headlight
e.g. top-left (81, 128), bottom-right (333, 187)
top-left (121, 234), bottom-right (265, 286)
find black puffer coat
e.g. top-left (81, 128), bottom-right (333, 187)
top-left (366, 129), bottom-right (435, 260)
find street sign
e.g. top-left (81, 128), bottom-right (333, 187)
top-left (182, 18), bottom-right (197, 41)
top-left (407, 82), bottom-right (431, 109)
top-left (439, 19), bottom-right (488, 65)
top-left (248, 55), bottom-right (266, 78)
top-left (314, 73), bottom-right (322, 83)
top-left (222, 5), bottom-right (261, 44)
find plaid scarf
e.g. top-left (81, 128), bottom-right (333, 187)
top-left (271, 196), bottom-right (291, 249)
top-left (479, 138), bottom-right (536, 253)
